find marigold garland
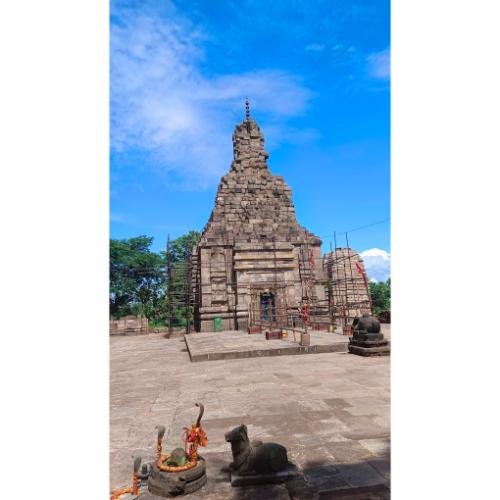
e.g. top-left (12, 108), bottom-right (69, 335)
top-left (110, 472), bottom-right (139, 499)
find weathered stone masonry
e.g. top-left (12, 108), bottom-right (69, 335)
top-left (193, 113), bottom-right (327, 332)
top-left (323, 248), bottom-right (372, 324)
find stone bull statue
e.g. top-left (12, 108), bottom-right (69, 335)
top-left (225, 424), bottom-right (290, 475)
top-left (352, 313), bottom-right (381, 334)
top-left (348, 312), bottom-right (389, 356)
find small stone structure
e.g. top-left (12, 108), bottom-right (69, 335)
top-left (324, 248), bottom-right (372, 326)
top-left (109, 315), bottom-right (149, 336)
top-left (193, 104), bottom-right (327, 332)
top-left (348, 313), bottom-right (390, 356)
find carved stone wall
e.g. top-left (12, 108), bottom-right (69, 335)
top-left (193, 115), bottom-right (326, 332)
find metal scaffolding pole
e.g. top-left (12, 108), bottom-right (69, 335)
top-left (184, 240), bottom-right (192, 334)
top-left (166, 235), bottom-right (173, 337)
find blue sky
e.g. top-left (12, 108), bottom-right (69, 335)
top-left (110, 0), bottom-right (390, 260)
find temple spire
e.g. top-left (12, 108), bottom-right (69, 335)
top-left (245, 97), bottom-right (250, 121)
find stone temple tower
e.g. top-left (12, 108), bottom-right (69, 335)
top-left (323, 248), bottom-right (372, 326)
top-left (192, 102), bottom-right (327, 332)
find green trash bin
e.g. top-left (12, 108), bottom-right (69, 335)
top-left (213, 316), bottom-right (222, 332)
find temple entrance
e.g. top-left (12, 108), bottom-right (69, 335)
top-left (248, 284), bottom-right (287, 331)
top-left (260, 292), bottom-right (276, 322)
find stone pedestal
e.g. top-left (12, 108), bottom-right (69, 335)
top-left (348, 343), bottom-right (390, 356)
top-left (348, 332), bottom-right (390, 356)
top-left (230, 463), bottom-right (300, 486)
top-left (147, 459), bottom-right (207, 497)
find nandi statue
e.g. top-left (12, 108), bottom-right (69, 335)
top-left (352, 313), bottom-right (381, 334)
top-left (225, 424), bottom-right (290, 475)
top-left (349, 313), bottom-right (390, 356)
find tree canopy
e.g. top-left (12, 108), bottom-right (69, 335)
top-left (170, 230), bottom-right (201, 262)
top-left (109, 231), bottom-right (201, 328)
top-left (369, 278), bottom-right (391, 315)
top-left (110, 236), bottom-right (165, 320)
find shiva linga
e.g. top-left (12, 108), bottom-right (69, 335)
top-left (148, 403), bottom-right (208, 497)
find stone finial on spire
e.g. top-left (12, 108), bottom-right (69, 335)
top-left (245, 97), bottom-right (250, 120)
top-left (232, 101), bottom-right (269, 166)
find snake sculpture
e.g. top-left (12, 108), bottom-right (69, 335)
top-left (156, 403), bottom-right (208, 472)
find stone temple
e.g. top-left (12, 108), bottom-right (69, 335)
top-left (323, 248), bottom-right (372, 326)
top-left (192, 104), bottom-right (328, 332)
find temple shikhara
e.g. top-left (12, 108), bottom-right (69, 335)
top-left (192, 101), bottom-right (369, 333)
top-left (323, 248), bottom-right (372, 323)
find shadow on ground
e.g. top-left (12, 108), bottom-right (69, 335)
top-left (134, 450), bottom-right (389, 499)
top-left (225, 451), bottom-right (390, 500)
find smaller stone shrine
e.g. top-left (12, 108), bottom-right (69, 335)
top-left (323, 248), bottom-right (372, 326)
top-left (348, 313), bottom-right (390, 356)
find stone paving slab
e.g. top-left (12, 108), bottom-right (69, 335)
top-left (110, 333), bottom-right (390, 499)
top-left (185, 330), bottom-right (349, 362)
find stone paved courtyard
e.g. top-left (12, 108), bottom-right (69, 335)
top-left (110, 332), bottom-right (390, 498)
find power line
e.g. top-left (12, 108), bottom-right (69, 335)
top-left (321, 218), bottom-right (390, 239)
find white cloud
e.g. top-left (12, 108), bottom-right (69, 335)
top-left (360, 247), bottom-right (390, 282)
top-left (367, 48), bottom-right (390, 80)
top-left (110, 213), bottom-right (126, 223)
top-left (305, 43), bottom-right (325, 52)
top-left (361, 248), bottom-right (389, 258)
top-left (111, 2), bottom-right (315, 190)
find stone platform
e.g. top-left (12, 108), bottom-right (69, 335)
top-left (184, 330), bottom-right (349, 362)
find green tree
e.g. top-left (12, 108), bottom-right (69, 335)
top-left (166, 231), bottom-right (201, 328)
top-left (110, 236), bottom-right (165, 320)
top-left (369, 278), bottom-right (391, 315)
top-left (170, 230), bottom-right (201, 262)
top-left (109, 231), bottom-right (202, 327)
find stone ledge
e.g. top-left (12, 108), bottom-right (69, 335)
top-left (185, 332), bottom-right (349, 362)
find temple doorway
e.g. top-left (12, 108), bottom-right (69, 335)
top-left (260, 292), bottom-right (276, 322)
